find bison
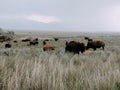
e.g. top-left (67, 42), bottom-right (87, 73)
top-left (84, 37), bottom-right (89, 40)
top-left (86, 40), bottom-right (105, 50)
top-left (84, 37), bottom-right (93, 41)
top-left (65, 41), bottom-right (86, 54)
top-left (54, 38), bottom-right (59, 41)
top-left (29, 38), bottom-right (39, 46)
top-left (35, 38), bottom-right (38, 41)
top-left (5, 43), bottom-right (11, 48)
top-left (13, 40), bottom-right (17, 43)
top-left (43, 46), bottom-right (54, 51)
top-left (22, 39), bottom-right (31, 42)
top-left (88, 38), bottom-right (93, 42)
top-left (29, 41), bottom-right (38, 45)
top-left (44, 39), bottom-right (49, 41)
top-left (43, 41), bottom-right (46, 45)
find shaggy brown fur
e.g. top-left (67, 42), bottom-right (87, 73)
top-left (5, 43), bottom-right (11, 48)
top-left (65, 41), bottom-right (86, 54)
top-left (43, 46), bottom-right (54, 51)
top-left (86, 40), bottom-right (105, 50)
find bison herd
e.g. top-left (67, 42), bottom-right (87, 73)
top-left (65, 36), bottom-right (105, 54)
top-left (65, 40), bottom-right (105, 54)
top-left (0, 36), bottom-right (105, 54)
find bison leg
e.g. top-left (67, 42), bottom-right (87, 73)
top-left (81, 51), bottom-right (84, 53)
top-left (65, 49), bottom-right (68, 53)
top-left (93, 48), bottom-right (96, 51)
top-left (65, 47), bottom-right (68, 52)
top-left (102, 46), bottom-right (104, 50)
top-left (73, 50), bottom-right (78, 54)
top-left (74, 51), bottom-right (79, 54)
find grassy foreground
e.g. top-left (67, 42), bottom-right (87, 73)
top-left (0, 32), bottom-right (120, 90)
top-left (0, 48), bottom-right (120, 90)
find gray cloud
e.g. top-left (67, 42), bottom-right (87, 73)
top-left (0, 0), bottom-right (120, 32)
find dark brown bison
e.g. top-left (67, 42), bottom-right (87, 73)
top-left (86, 40), bottom-right (105, 50)
top-left (29, 38), bottom-right (39, 46)
top-left (44, 39), bottom-right (49, 41)
top-left (22, 38), bottom-right (31, 42)
top-left (54, 38), bottom-right (59, 41)
top-left (84, 37), bottom-right (89, 40)
top-left (84, 37), bottom-right (93, 41)
top-left (35, 38), bottom-right (38, 41)
top-left (43, 41), bottom-right (46, 45)
top-left (43, 46), bottom-right (54, 51)
top-left (29, 41), bottom-right (38, 45)
top-left (65, 41), bottom-right (86, 54)
top-left (88, 38), bottom-right (93, 41)
top-left (13, 40), bottom-right (17, 43)
top-left (5, 43), bottom-right (11, 48)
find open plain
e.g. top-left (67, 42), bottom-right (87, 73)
top-left (0, 31), bottom-right (120, 90)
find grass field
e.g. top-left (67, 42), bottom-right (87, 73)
top-left (0, 32), bottom-right (120, 90)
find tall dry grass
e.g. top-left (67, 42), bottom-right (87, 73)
top-left (0, 48), bottom-right (120, 90)
top-left (0, 32), bottom-right (120, 90)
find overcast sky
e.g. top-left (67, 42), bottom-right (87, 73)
top-left (0, 0), bottom-right (120, 32)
